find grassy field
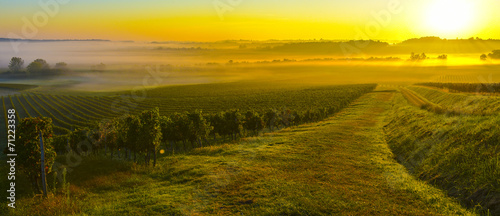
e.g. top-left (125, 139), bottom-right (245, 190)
top-left (400, 87), bottom-right (446, 114)
top-left (408, 85), bottom-right (500, 115)
top-left (384, 89), bottom-right (500, 215)
top-left (1, 80), bottom-right (499, 215)
top-left (0, 87), bottom-right (477, 215)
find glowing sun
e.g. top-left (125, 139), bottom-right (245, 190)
top-left (424, 0), bottom-right (476, 35)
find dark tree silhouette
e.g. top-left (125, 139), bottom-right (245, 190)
top-left (437, 54), bottom-right (447, 60)
top-left (54, 62), bottom-right (69, 72)
top-left (8, 57), bottom-right (24, 73)
top-left (27, 59), bottom-right (50, 74)
top-left (487, 50), bottom-right (500, 59)
top-left (480, 54), bottom-right (488, 61)
top-left (410, 52), bottom-right (427, 61)
top-left (421, 53), bottom-right (427, 59)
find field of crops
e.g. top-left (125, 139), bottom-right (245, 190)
top-left (417, 82), bottom-right (500, 94)
top-left (399, 87), bottom-right (445, 114)
top-left (408, 85), bottom-right (500, 115)
top-left (0, 82), bottom-right (376, 153)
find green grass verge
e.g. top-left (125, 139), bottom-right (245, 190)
top-left (384, 91), bottom-right (500, 215)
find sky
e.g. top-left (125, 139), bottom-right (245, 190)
top-left (0, 0), bottom-right (498, 41)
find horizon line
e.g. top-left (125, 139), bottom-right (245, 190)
top-left (2, 36), bottom-right (500, 44)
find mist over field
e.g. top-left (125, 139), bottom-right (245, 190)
top-left (1, 38), bottom-right (500, 92)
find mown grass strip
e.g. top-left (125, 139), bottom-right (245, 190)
top-left (400, 87), bottom-right (447, 114)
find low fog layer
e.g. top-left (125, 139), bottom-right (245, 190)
top-left (2, 38), bottom-right (500, 68)
top-left (1, 38), bottom-right (500, 92)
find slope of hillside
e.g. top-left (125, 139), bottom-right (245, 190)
top-left (408, 86), bottom-right (500, 115)
top-left (384, 90), bottom-right (500, 215)
top-left (2, 88), bottom-right (474, 215)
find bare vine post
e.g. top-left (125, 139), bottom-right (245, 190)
top-left (40, 131), bottom-right (48, 197)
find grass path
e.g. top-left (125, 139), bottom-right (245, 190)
top-left (400, 87), bottom-right (446, 114)
top-left (9, 88), bottom-right (474, 215)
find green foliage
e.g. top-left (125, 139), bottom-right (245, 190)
top-left (243, 110), bottom-right (265, 135)
top-left (27, 59), bottom-right (50, 74)
top-left (17, 117), bottom-right (56, 192)
top-left (186, 110), bottom-right (212, 146)
top-left (8, 57), bottom-right (24, 73)
top-left (169, 112), bottom-right (190, 144)
top-left (99, 120), bottom-right (119, 156)
top-left (264, 108), bottom-right (280, 131)
top-left (54, 62), bottom-right (69, 73)
top-left (52, 134), bottom-right (69, 153)
top-left (140, 108), bottom-right (162, 150)
top-left (224, 110), bottom-right (243, 139)
top-left (140, 108), bottom-right (162, 166)
top-left (159, 115), bottom-right (173, 143)
top-left (69, 128), bottom-right (90, 154)
top-left (118, 115), bottom-right (142, 155)
top-left (209, 112), bottom-right (226, 138)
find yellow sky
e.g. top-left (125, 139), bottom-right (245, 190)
top-left (1, 0), bottom-right (498, 41)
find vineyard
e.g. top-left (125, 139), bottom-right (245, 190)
top-left (0, 82), bottom-right (377, 155)
top-left (417, 82), bottom-right (500, 94)
top-left (399, 87), bottom-right (445, 114)
top-left (5, 81), bottom-right (497, 215)
top-left (407, 85), bottom-right (500, 115)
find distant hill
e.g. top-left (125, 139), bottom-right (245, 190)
top-left (262, 40), bottom-right (390, 54)
top-left (0, 38), bottom-right (111, 42)
top-left (261, 37), bottom-right (500, 54)
top-left (395, 37), bottom-right (500, 53)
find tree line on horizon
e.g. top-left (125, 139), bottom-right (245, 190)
top-left (480, 50), bottom-right (500, 61)
top-left (6, 57), bottom-right (68, 75)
